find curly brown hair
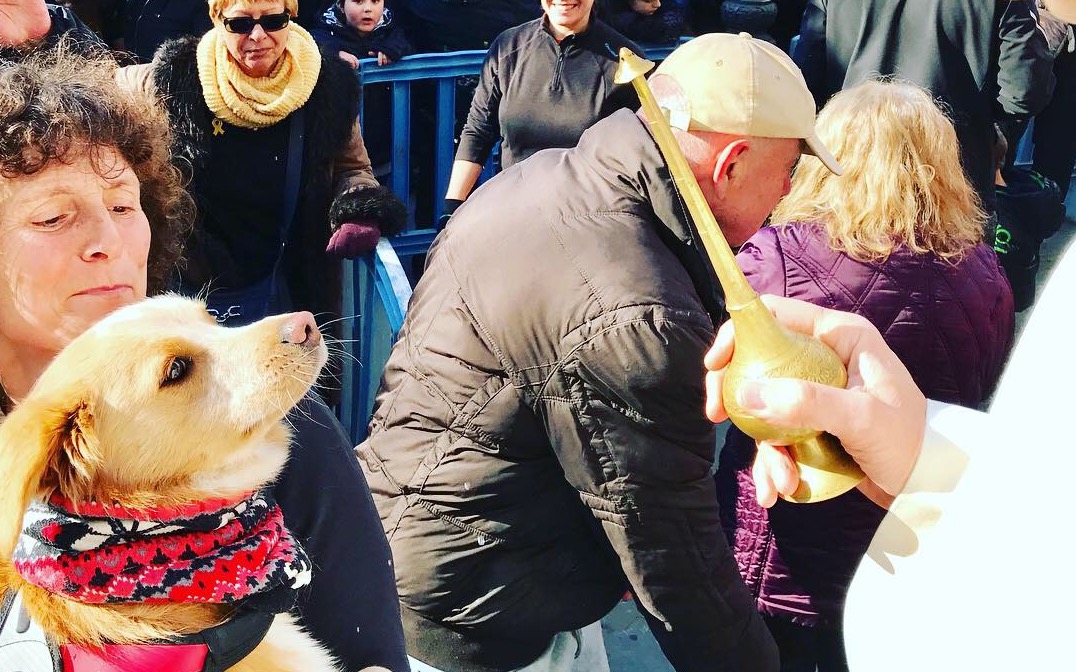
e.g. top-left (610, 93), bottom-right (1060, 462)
top-left (0, 44), bottom-right (193, 295)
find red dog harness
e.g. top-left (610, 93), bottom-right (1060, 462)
top-left (1, 589), bottom-right (274, 672)
top-left (62, 643), bottom-right (209, 672)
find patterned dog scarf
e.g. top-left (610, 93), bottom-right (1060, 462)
top-left (12, 491), bottom-right (311, 611)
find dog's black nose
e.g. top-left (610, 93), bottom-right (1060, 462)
top-left (283, 312), bottom-right (322, 347)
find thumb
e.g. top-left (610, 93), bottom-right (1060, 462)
top-left (737, 377), bottom-right (861, 439)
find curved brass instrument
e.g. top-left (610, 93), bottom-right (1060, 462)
top-left (614, 48), bottom-right (864, 503)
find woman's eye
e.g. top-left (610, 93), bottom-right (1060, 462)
top-left (162, 356), bottom-right (193, 387)
top-left (111, 205), bottom-right (136, 215)
top-left (31, 214), bottom-right (67, 229)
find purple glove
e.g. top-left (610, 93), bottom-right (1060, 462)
top-left (325, 221), bottom-right (381, 259)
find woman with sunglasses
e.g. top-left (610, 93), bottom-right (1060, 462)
top-left (117, 0), bottom-right (406, 328)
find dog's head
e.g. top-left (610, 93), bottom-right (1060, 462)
top-left (0, 295), bottom-right (328, 555)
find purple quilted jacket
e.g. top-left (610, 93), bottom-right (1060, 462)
top-left (715, 222), bottom-right (1015, 627)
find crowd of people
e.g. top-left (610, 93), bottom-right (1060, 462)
top-left (0, 0), bottom-right (1075, 671)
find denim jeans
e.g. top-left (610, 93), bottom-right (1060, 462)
top-left (407, 621), bottom-right (610, 672)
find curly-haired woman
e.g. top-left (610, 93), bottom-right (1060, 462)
top-left (0, 50), bottom-right (406, 671)
top-left (715, 80), bottom-right (1016, 672)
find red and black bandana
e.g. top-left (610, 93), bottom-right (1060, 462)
top-left (12, 491), bottom-right (310, 611)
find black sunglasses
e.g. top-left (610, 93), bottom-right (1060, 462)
top-left (222, 11), bottom-right (291, 34)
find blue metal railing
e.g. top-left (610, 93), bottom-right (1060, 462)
top-left (340, 40), bottom-right (689, 442)
top-left (339, 240), bottom-right (412, 442)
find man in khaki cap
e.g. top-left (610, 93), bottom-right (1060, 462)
top-left (360, 32), bottom-right (838, 672)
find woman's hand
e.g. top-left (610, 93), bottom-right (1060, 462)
top-left (338, 50), bottom-right (360, 69)
top-left (704, 295), bottom-right (928, 506)
top-left (376, 51), bottom-right (393, 66)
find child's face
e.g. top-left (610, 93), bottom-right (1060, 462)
top-left (343, 0), bottom-right (384, 33)
top-left (629, 0), bottom-right (660, 14)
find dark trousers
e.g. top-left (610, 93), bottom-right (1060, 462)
top-left (1034, 46), bottom-right (1076, 202)
top-left (765, 615), bottom-right (849, 672)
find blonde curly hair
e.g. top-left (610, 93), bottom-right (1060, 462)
top-left (207, 0), bottom-right (299, 23)
top-left (770, 79), bottom-right (985, 263)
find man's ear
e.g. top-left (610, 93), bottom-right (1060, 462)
top-left (711, 139), bottom-right (751, 200)
top-left (0, 397), bottom-right (100, 557)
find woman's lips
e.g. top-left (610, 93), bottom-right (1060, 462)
top-left (75, 285), bottom-right (132, 297)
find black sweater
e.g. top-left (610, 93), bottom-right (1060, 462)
top-left (455, 16), bottom-right (640, 169)
top-left (275, 396), bottom-right (407, 671)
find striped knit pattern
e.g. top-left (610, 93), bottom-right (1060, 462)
top-left (13, 491), bottom-right (311, 607)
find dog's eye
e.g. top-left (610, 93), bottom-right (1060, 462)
top-left (162, 356), bottom-right (193, 387)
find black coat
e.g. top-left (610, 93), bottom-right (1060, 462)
top-left (361, 110), bottom-right (775, 672)
top-left (149, 37), bottom-right (400, 322)
top-left (794, 0), bottom-right (1055, 210)
top-left (123, 0), bottom-right (211, 63)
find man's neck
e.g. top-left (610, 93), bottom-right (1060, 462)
top-left (0, 1), bottom-right (52, 47)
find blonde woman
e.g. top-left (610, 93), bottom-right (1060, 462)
top-left (117, 0), bottom-right (406, 326)
top-left (715, 80), bottom-right (1015, 672)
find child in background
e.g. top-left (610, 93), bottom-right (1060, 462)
top-left (598, 0), bottom-right (685, 44)
top-left (312, 0), bottom-right (414, 68)
top-left (313, 0), bottom-right (414, 178)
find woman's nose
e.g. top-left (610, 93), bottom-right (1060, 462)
top-left (80, 208), bottom-right (123, 261)
top-left (249, 23), bottom-right (267, 40)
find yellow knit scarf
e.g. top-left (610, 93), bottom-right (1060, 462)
top-left (196, 23), bottom-right (322, 129)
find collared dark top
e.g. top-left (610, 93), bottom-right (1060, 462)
top-left (455, 16), bottom-right (640, 169)
top-left (794, 0), bottom-right (1055, 210)
top-left (361, 110), bottom-right (775, 672)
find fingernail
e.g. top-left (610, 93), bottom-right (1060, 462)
top-left (736, 380), bottom-right (765, 410)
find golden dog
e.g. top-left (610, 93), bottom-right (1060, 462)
top-left (0, 295), bottom-right (349, 672)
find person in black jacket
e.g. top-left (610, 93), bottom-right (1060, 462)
top-left (793, 0), bottom-right (1055, 216)
top-left (361, 33), bottom-right (842, 672)
top-left (441, 0), bottom-right (640, 218)
top-left (121, 0), bottom-right (211, 62)
top-left (596, 0), bottom-right (685, 45)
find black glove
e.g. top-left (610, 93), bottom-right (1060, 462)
top-left (438, 198), bottom-right (465, 228)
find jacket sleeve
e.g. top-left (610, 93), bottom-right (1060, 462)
top-left (379, 24), bottom-right (416, 62)
top-left (792, 0), bottom-right (828, 108)
top-left (328, 119), bottom-right (408, 236)
top-left (333, 119), bottom-right (379, 196)
top-left (547, 311), bottom-right (778, 672)
top-left (454, 40), bottom-right (504, 165)
top-left (736, 228), bottom-right (789, 298)
top-left (995, 0), bottom-right (1056, 119)
top-left (274, 395), bottom-right (409, 672)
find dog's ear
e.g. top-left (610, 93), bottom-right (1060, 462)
top-left (0, 397), bottom-right (100, 557)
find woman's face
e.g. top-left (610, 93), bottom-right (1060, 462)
top-left (220, 0), bottom-right (291, 78)
top-left (0, 148), bottom-right (150, 357)
top-left (542, 0), bottom-right (594, 35)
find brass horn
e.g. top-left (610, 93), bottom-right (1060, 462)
top-left (614, 48), bottom-right (864, 503)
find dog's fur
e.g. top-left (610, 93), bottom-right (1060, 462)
top-left (0, 295), bottom-right (342, 672)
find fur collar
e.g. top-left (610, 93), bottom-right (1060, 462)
top-left (151, 35), bottom-right (360, 186)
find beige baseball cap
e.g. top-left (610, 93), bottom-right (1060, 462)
top-left (652, 32), bottom-right (842, 175)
